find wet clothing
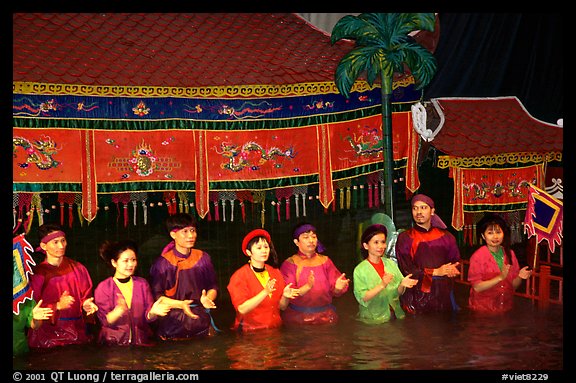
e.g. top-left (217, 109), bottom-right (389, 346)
top-left (94, 276), bottom-right (156, 346)
top-left (28, 257), bottom-right (94, 348)
top-left (149, 247), bottom-right (218, 339)
top-left (227, 264), bottom-right (286, 331)
top-left (353, 258), bottom-right (405, 324)
top-left (396, 226), bottom-right (461, 314)
top-left (467, 246), bottom-right (520, 313)
top-left (13, 299), bottom-right (35, 356)
top-left (280, 253), bottom-right (348, 325)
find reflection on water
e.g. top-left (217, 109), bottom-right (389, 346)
top-left (13, 285), bottom-right (562, 371)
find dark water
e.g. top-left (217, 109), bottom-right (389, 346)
top-left (13, 284), bottom-right (563, 372)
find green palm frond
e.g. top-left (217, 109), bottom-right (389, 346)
top-left (401, 43), bottom-right (437, 89)
top-left (393, 13), bottom-right (436, 36)
top-left (331, 12), bottom-right (437, 98)
top-left (334, 47), bottom-right (377, 98)
top-left (331, 15), bottom-right (385, 47)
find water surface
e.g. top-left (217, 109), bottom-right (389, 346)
top-left (13, 284), bottom-right (563, 371)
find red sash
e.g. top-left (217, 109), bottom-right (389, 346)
top-left (407, 227), bottom-right (445, 293)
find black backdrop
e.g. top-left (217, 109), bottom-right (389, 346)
top-left (424, 13), bottom-right (563, 124)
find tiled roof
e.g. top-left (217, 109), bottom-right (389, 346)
top-left (13, 13), bottom-right (354, 87)
top-left (429, 96), bottom-right (563, 158)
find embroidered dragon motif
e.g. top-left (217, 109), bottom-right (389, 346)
top-left (343, 129), bottom-right (382, 157)
top-left (216, 141), bottom-right (295, 172)
top-left (13, 135), bottom-right (61, 170)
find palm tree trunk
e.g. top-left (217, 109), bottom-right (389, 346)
top-left (381, 75), bottom-right (395, 220)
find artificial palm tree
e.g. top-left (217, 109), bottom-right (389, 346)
top-left (331, 13), bottom-right (437, 220)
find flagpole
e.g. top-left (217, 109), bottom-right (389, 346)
top-left (531, 239), bottom-right (538, 303)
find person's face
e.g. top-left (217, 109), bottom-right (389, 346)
top-left (412, 201), bottom-right (434, 226)
top-left (112, 249), bottom-right (138, 279)
top-left (294, 230), bottom-right (318, 255)
top-left (482, 224), bottom-right (504, 248)
top-left (40, 233), bottom-right (67, 260)
top-left (171, 226), bottom-right (197, 251)
top-left (247, 238), bottom-right (270, 266)
top-left (363, 232), bottom-right (387, 259)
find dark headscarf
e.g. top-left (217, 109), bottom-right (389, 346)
top-left (411, 194), bottom-right (448, 229)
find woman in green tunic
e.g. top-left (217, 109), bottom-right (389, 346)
top-left (353, 224), bottom-right (417, 324)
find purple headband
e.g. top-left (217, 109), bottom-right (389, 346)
top-left (411, 194), bottom-right (447, 229)
top-left (293, 224), bottom-right (326, 253)
top-left (41, 230), bottom-right (66, 244)
top-left (36, 230), bottom-right (66, 254)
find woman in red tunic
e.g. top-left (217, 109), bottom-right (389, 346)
top-left (227, 229), bottom-right (299, 331)
top-left (467, 214), bottom-right (532, 313)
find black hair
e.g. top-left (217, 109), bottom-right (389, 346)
top-left (246, 235), bottom-right (279, 266)
top-left (99, 239), bottom-right (138, 268)
top-left (477, 213), bottom-right (511, 257)
top-left (165, 213), bottom-right (197, 233)
top-left (360, 224), bottom-right (388, 259)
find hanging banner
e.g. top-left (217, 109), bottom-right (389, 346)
top-left (450, 164), bottom-right (545, 230)
top-left (14, 74), bottom-right (424, 218)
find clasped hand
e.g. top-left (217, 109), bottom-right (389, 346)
top-left (439, 262), bottom-right (461, 278)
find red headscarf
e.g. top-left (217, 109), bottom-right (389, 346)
top-left (242, 229), bottom-right (271, 256)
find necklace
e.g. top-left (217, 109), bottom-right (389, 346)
top-left (250, 264), bottom-right (266, 273)
top-left (115, 276), bottom-right (132, 284)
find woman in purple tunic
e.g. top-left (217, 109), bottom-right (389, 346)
top-left (149, 213), bottom-right (219, 339)
top-left (28, 223), bottom-right (99, 349)
top-left (95, 240), bottom-right (190, 346)
top-left (395, 194), bottom-right (462, 314)
top-left (280, 223), bottom-right (350, 325)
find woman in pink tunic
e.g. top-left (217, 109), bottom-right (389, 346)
top-left (468, 214), bottom-right (532, 313)
top-left (280, 223), bottom-right (350, 325)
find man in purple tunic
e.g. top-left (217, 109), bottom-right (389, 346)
top-left (149, 213), bottom-right (219, 339)
top-left (395, 194), bottom-right (461, 314)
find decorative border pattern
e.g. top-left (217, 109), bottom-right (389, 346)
top-left (437, 152), bottom-right (562, 169)
top-left (13, 79), bottom-right (417, 98)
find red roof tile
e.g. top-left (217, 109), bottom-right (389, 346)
top-left (13, 13), bottom-right (354, 88)
top-left (429, 97), bottom-right (563, 158)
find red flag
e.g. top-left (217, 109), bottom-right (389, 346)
top-left (523, 184), bottom-right (563, 253)
top-left (13, 234), bottom-right (36, 315)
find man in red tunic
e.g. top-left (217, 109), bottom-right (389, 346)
top-left (28, 223), bottom-right (98, 348)
top-left (395, 194), bottom-right (461, 314)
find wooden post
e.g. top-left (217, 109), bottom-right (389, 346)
top-left (538, 265), bottom-right (551, 309)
